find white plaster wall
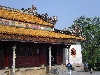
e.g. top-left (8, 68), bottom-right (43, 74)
top-left (69, 45), bottom-right (82, 65)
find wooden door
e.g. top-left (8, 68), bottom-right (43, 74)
top-left (16, 47), bottom-right (26, 68)
top-left (0, 47), bottom-right (4, 69)
top-left (39, 47), bottom-right (48, 65)
top-left (56, 48), bottom-right (63, 64)
top-left (25, 47), bottom-right (33, 67)
top-left (40, 48), bottom-right (44, 65)
top-left (8, 47), bottom-right (13, 68)
top-left (33, 48), bottom-right (40, 66)
top-left (44, 48), bottom-right (48, 65)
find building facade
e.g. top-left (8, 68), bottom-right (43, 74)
top-left (0, 5), bottom-right (84, 75)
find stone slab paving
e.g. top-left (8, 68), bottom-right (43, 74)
top-left (43, 68), bottom-right (100, 75)
top-left (46, 71), bottom-right (100, 75)
top-left (59, 71), bottom-right (100, 75)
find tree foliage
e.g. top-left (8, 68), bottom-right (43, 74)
top-left (68, 16), bottom-right (100, 70)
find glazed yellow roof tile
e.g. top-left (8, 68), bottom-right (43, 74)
top-left (0, 9), bottom-right (85, 41)
top-left (0, 25), bottom-right (77, 39)
top-left (75, 36), bottom-right (85, 40)
top-left (0, 25), bottom-right (85, 41)
top-left (0, 9), bottom-right (53, 27)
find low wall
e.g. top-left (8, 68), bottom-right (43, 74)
top-left (0, 69), bottom-right (10, 75)
top-left (0, 66), bottom-right (47, 75)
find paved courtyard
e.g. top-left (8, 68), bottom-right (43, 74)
top-left (45, 68), bottom-right (100, 75)
top-left (58, 70), bottom-right (100, 75)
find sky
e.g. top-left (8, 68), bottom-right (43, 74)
top-left (1, 0), bottom-right (100, 30)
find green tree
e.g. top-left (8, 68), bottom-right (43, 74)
top-left (68, 16), bottom-right (100, 70)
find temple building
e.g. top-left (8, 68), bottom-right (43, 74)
top-left (0, 5), bottom-right (85, 75)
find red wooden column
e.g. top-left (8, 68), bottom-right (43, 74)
top-left (0, 47), bottom-right (5, 68)
top-left (56, 46), bottom-right (59, 64)
top-left (5, 49), bottom-right (9, 68)
top-left (60, 47), bottom-right (63, 64)
top-left (40, 47), bottom-right (45, 66)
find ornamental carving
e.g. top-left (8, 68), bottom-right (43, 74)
top-left (0, 18), bottom-right (53, 31)
top-left (71, 48), bottom-right (76, 57)
top-left (0, 9), bottom-right (53, 26)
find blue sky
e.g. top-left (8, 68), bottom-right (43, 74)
top-left (1, 0), bottom-right (100, 30)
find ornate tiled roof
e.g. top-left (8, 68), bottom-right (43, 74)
top-left (0, 5), bottom-right (57, 27)
top-left (0, 5), bottom-right (85, 43)
top-left (0, 25), bottom-right (74, 39)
